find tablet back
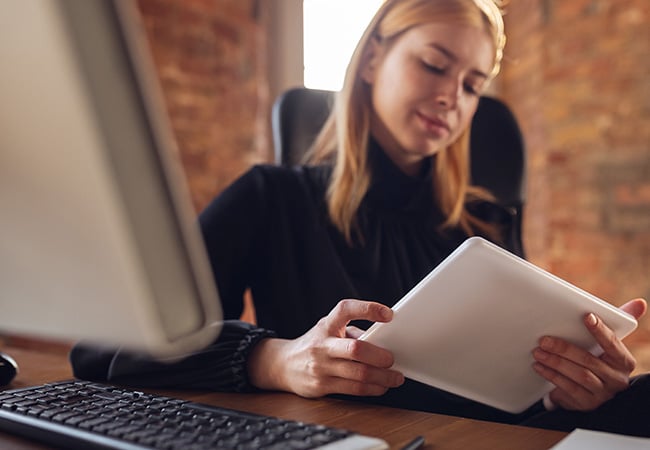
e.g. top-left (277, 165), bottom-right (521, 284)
top-left (360, 237), bottom-right (637, 413)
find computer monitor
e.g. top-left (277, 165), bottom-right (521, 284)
top-left (0, 0), bottom-right (222, 357)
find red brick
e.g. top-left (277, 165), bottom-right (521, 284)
top-left (503, 0), bottom-right (650, 339)
top-left (137, 0), bottom-right (270, 213)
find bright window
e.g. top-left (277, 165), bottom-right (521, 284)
top-left (303, 0), bottom-right (383, 91)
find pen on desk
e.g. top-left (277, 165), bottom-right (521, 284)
top-left (400, 435), bottom-right (425, 450)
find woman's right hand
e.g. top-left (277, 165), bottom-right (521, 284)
top-left (247, 299), bottom-right (405, 398)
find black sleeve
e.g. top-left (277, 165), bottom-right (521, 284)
top-left (70, 320), bottom-right (276, 392)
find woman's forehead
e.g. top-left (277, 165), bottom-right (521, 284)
top-left (398, 22), bottom-right (495, 72)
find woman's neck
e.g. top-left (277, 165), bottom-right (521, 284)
top-left (368, 131), bottom-right (427, 178)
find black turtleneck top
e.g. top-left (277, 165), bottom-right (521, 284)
top-left (201, 143), bottom-right (517, 338)
top-left (71, 143), bottom-right (529, 424)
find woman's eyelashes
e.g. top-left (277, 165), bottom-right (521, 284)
top-left (463, 82), bottom-right (481, 95)
top-left (421, 60), bottom-right (446, 74)
top-left (420, 61), bottom-right (482, 96)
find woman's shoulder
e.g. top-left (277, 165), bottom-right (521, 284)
top-left (199, 163), bottom-right (332, 231)
top-left (239, 163), bottom-right (331, 196)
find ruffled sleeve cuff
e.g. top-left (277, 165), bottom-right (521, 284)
top-left (69, 320), bottom-right (276, 393)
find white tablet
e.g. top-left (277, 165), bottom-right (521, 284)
top-left (359, 237), bottom-right (638, 413)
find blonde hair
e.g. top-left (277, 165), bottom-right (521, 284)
top-left (309, 0), bottom-right (506, 243)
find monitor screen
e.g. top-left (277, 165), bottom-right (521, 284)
top-left (0, 0), bottom-right (222, 357)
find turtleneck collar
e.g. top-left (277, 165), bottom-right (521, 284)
top-left (365, 137), bottom-right (440, 218)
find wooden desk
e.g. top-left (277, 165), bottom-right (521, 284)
top-left (0, 343), bottom-right (568, 450)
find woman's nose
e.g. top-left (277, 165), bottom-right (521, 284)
top-left (434, 78), bottom-right (461, 109)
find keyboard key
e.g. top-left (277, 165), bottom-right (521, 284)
top-left (0, 380), bottom-right (388, 449)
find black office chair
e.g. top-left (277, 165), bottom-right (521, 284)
top-left (271, 87), bottom-right (526, 255)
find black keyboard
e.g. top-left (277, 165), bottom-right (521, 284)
top-left (0, 380), bottom-right (387, 449)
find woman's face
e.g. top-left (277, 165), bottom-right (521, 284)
top-left (362, 22), bottom-right (495, 176)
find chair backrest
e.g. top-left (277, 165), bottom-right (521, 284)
top-left (272, 88), bottom-right (335, 167)
top-left (271, 87), bottom-right (526, 255)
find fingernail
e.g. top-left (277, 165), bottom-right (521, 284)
top-left (586, 313), bottom-right (598, 327)
top-left (381, 307), bottom-right (392, 321)
top-left (533, 348), bottom-right (548, 360)
top-left (539, 336), bottom-right (553, 350)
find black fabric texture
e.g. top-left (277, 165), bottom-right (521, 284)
top-left (520, 374), bottom-right (650, 437)
top-left (70, 320), bottom-right (276, 392)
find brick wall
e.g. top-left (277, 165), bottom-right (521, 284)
top-left (137, 0), bottom-right (271, 213)
top-left (501, 0), bottom-right (649, 300)
top-left (501, 1), bottom-right (650, 342)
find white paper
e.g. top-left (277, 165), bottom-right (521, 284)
top-left (550, 429), bottom-right (650, 450)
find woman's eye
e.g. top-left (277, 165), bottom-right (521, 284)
top-left (464, 79), bottom-right (484, 95)
top-left (422, 61), bottom-right (445, 74)
top-left (464, 84), bottom-right (479, 95)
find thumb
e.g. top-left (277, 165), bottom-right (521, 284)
top-left (619, 298), bottom-right (647, 320)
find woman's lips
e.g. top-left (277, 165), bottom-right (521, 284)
top-left (416, 112), bottom-right (450, 136)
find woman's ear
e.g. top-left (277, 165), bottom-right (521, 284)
top-left (360, 37), bottom-right (384, 84)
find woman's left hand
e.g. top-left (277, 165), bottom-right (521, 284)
top-left (532, 298), bottom-right (647, 411)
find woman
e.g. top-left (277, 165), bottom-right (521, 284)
top-left (72, 0), bottom-right (649, 436)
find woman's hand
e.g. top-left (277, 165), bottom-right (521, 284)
top-left (247, 299), bottom-right (405, 398)
top-left (532, 298), bottom-right (647, 411)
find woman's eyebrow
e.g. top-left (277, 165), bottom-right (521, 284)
top-left (428, 43), bottom-right (489, 79)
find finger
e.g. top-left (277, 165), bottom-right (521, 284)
top-left (326, 359), bottom-right (404, 388)
top-left (534, 330), bottom-right (632, 406)
top-left (547, 387), bottom-right (585, 411)
top-left (532, 362), bottom-right (600, 410)
top-left (325, 299), bottom-right (392, 334)
top-left (584, 314), bottom-right (637, 373)
top-left (532, 348), bottom-right (606, 396)
top-left (317, 375), bottom-right (393, 397)
top-left (533, 337), bottom-right (629, 396)
top-left (536, 336), bottom-right (603, 374)
top-left (537, 328), bottom-right (634, 386)
top-left (328, 336), bottom-right (395, 368)
top-left (619, 298), bottom-right (647, 320)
